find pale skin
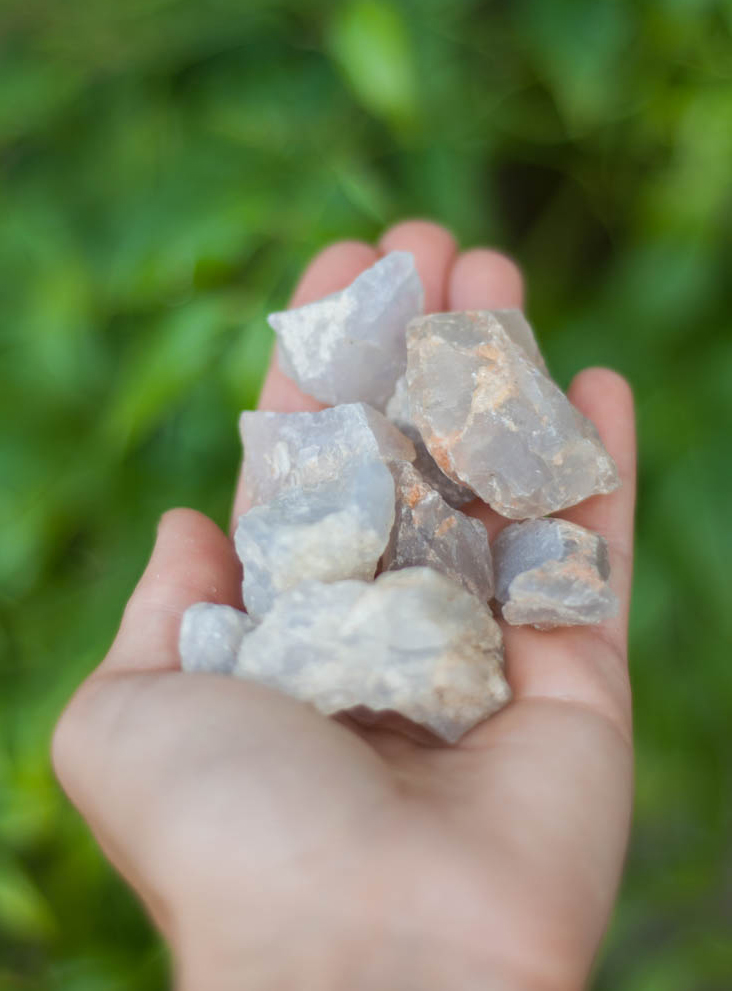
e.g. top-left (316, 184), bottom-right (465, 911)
top-left (53, 221), bottom-right (636, 991)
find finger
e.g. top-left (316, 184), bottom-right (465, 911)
top-left (103, 509), bottom-right (243, 674)
top-left (497, 368), bottom-right (636, 738)
top-left (378, 219), bottom-right (458, 313)
top-left (560, 367), bottom-right (637, 634)
top-left (445, 247), bottom-right (526, 539)
top-left (448, 248), bottom-right (524, 311)
top-left (231, 241), bottom-right (379, 528)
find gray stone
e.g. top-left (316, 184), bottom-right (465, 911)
top-left (382, 463), bottom-right (493, 602)
top-left (493, 518), bottom-right (618, 628)
top-left (179, 603), bottom-right (255, 674)
top-left (406, 311), bottom-right (619, 519)
top-left (235, 462), bottom-right (395, 620)
top-left (241, 402), bottom-right (415, 506)
top-left (234, 568), bottom-right (510, 743)
top-left (268, 251), bottom-right (424, 410)
top-left (385, 375), bottom-right (475, 507)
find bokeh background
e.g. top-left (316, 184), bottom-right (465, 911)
top-left (1, 0), bottom-right (731, 987)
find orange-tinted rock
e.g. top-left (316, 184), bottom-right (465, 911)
top-left (406, 311), bottom-right (619, 519)
top-left (382, 463), bottom-right (493, 602)
top-left (493, 518), bottom-right (618, 628)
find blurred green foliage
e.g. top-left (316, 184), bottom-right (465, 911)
top-left (1, 0), bottom-right (731, 986)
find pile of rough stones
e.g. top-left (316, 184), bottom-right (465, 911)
top-left (179, 252), bottom-right (619, 743)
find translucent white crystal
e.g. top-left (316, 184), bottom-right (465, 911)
top-left (385, 375), bottom-right (475, 508)
top-left (493, 518), bottom-right (618, 628)
top-left (492, 308), bottom-right (548, 372)
top-left (268, 251), bottom-right (424, 410)
top-left (234, 568), bottom-right (510, 743)
top-left (235, 462), bottom-right (395, 620)
top-left (406, 312), bottom-right (619, 519)
top-left (179, 603), bottom-right (255, 674)
top-left (382, 463), bottom-right (493, 602)
top-left (240, 402), bottom-right (415, 506)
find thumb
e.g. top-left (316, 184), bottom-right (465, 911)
top-left (51, 509), bottom-right (243, 927)
top-left (103, 508), bottom-right (243, 675)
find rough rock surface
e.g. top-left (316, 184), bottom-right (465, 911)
top-left (234, 568), bottom-right (510, 743)
top-left (491, 308), bottom-right (548, 372)
top-left (382, 463), bottom-right (493, 602)
top-left (268, 251), bottom-right (424, 410)
top-left (385, 375), bottom-right (475, 507)
top-left (384, 309), bottom-right (547, 508)
top-left (493, 518), bottom-right (618, 628)
top-left (241, 402), bottom-right (415, 506)
top-left (406, 311), bottom-right (619, 518)
top-left (179, 603), bottom-right (255, 674)
top-left (236, 462), bottom-right (395, 620)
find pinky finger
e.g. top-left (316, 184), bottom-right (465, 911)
top-left (559, 367), bottom-right (637, 651)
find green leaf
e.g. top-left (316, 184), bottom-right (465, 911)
top-left (328, 1), bottom-right (419, 128)
top-left (516, 0), bottom-right (633, 131)
top-left (101, 295), bottom-right (237, 450)
top-left (0, 52), bottom-right (85, 142)
top-left (0, 857), bottom-right (55, 941)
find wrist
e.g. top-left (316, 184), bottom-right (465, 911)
top-left (175, 921), bottom-right (564, 991)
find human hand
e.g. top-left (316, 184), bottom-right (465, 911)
top-left (53, 221), bottom-right (636, 991)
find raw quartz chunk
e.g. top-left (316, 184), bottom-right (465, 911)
top-left (493, 518), bottom-right (618, 628)
top-left (491, 308), bottom-right (548, 372)
top-left (382, 463), bottom-right (493, 603)
top-left (234, 567), bottom-right (509, 743)
top-left (384, 310), bottom-right (544, 508)
top-left (385, 375), bottom-right (475, 508)
top-left (406, 311), bottom-right (619, 519)
top-left (240, 402), bottom-right (415, 506)
top-left (179, 603), bottom-right (255, 674)
top-left (267, 251), bottom-right (424, 410)
top-left (235, 461), bottom-right (395, 620)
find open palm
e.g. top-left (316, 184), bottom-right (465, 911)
top-left (54, 221), bottom-right (636, 991)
